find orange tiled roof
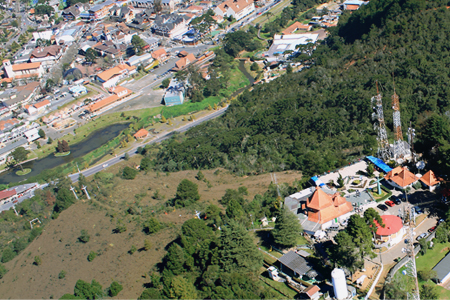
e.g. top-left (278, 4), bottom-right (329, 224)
top-left (217, 0), bottom-right (254, 14)
top-left (134, 128), bottom-right (148, 139)
top-left (307, 187), bottom-right (353, 224)
top-left (152, 48), bottom-right (167, 60)
top-left (420, 170), bottom-right (441, 187)
top-left (11, 62), bottom-right (41, 71)
top-left (89, 95), bottom-right (119, 112)
top-left (175, 53), bottom-right (196, 69)
top-left (34, 99), bottom-right (50, 109)
top-left (0, 119), bottom-right (19, 130)
top-left (282, 21), bottom-right (311, 35)
top-left (346, 4), bottom-right (359, 10)
top-left (384, 166), bottom-right (418, 188)
top-left (97, 64), bottom-right (135, 82)
top-left (110, 86), bottom-right (132, 96)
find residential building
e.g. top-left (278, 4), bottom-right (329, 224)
top-left (32, 30), bottom-right (53, 41)
top-left (342, 0), bottom-right (369, 10)
top-left (0, 189), bottom-right (17, 204)
top-left (88, 0), bottom-right (116, 20)
top-left (2, 60), bottom-right (44, 80)
top-left (278, 250), bottom-right (314, 278)
top-left (151, 48), bottom-right (168, 62)
top-left (24, 128), bottom-right (40, 142)
top-left (214, 0), bottom-right (255, 21)
top-left (302, 285), bottom-right (321, 300)
top-left (133, 128), bottom-right (149, 139)
top-left (282, 21), bottom-right (312, 34)
top-left (172, 53), bottom-right (196, 71)
top-left (24, 99), bottom-right (51, 115)
top-left (129, 0), bottom-right (174, 13)
top-left (29, 45), bottom-right (63, 67)
top-left (265, 33), bottom-right (319, 62)
top-left (433, 252), bottom-right (450, 284)
top-left (164, 78), bottom-right (185, 106)
top-left (62, 2), bottom-right (90, 20)
top-left (126, 53), bottom-right (154, 67)
top-left (384, 166), bottom-right (419, 190)
top-left (109, 5), bottom-right (135, 23)
top-left (93, 40), bottom-right (127, 58)
top-left (0, 82), bottom-right (41, 110)
top-left (89, 86), bottom-right (132, 112)
top-left (96, 64), bottom-right (136, 88)
top-left (140, 36), bottom-right (159, 51)
top-left (152, 14), bottom-right (189, 38)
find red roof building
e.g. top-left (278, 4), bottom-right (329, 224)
top-left (282, 21), bottom-right (312, 35)
top-left (306, 187), bottom-right (353, 225)
top-left (420, 170), bottom-right (441, 191)
top-left (0, 189), bottom-right (16, 203)
top-left (133, 128), bottom-right (149, 139)
top-left (373, 215), bottom-right (404, 246)
top-left (384, 166), bottom-right (419, 189)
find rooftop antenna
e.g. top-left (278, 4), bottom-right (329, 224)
top-left (371, 81), bottom-right (392, 161)
top-left (391, 73), bottom-right (409, 160)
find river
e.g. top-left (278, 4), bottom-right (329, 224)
top-left (0, 123), bottom-right (129, 185)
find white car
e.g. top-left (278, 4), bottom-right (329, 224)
top-left (102, 164), bottom-right (108, 168)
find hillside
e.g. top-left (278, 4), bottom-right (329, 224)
top-left (155, 0), bottom-right (450, 176)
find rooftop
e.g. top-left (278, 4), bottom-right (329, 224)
top-left (278, 250), bottom-right (312, 276)
top-left (384, 166), bottom-right (418, 188)
top-left (374, 215), bottom-right (403, 236)
top-left (420, 170), bottom-right (441, 187)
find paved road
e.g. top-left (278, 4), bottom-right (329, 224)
top-left (68, 106), bottom-right (228, 182)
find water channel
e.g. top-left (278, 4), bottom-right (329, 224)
top-left (0, 123), bottom-right (130, 185)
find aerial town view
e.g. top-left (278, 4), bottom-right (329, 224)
top-left (0, 0), bottom-right (449, 299)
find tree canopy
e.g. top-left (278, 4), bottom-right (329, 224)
top-left (272, 207), bottom-right (303, 248)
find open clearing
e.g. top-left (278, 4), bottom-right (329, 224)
top-left (0, 156), bottom-right (301, 299)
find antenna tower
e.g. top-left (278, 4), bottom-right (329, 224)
top-left (391, 78), bottom-right (409, 159)
top-left (407, 121), bottom-right (416, 162)
top-left (371, 82), bottom-right (392, 161)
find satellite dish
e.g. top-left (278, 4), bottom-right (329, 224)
top-left (416, 161), bottom-right (425, 170)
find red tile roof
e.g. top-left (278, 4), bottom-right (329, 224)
top-left (420, 170), bottom-right (441, 187)
top-left (11, 62), bottom-right (41, 71)
top-left (282, 21), bottom-right (311, 34)
top-left (304, 285), bottom-right (320, 298)
top-left (134, 128), bottom-right (148, 139)
top-left (152, 48), bottom-right (167, 60)
top-left (0, 189), bottom-right (16, 200)
top-left (89, 95), bottom-right (119, 112)
top-left (346, 4), bottom-right (359, 10)
top-left (34, 99), bottom-right (50, 109)
top-left (307, 187), bottom-right (353, 224)
top-left (374, 215), bottom-right (403, 236)
top-left (384, 166), bottom-right (418, 188)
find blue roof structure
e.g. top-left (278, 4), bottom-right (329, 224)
top-left (366, 156), bottom-right (392, 173)
top-left (311, 176), bottom-right (325, 187)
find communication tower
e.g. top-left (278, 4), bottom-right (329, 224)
top-left (371, 82), bottom-right (392, 161)
top-left (391, 83), bottom-right (409, 160)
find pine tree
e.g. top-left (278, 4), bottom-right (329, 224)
top-left (161, 115), bottom-right (167, 123)
top-left (168, 119), bottom-right (173, 125)
top-left (207, 104), bottom-right (212, 110)
top-left (213, 103), bottom-right (218, 110)
top-left (272, 208), bottom-right (302, 248)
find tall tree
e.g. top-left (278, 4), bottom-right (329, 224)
top-left (9, 147), bottom-right (29, 171)
top-left (172, 179), bottom-right (200, 207)
top-left (272, 208), bottom-right (302, 248)
top-left (218, 221), bottom-right (262, 273)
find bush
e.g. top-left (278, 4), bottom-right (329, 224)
top-left (87, 251), bottom-right (97, 262)
top-left (143, 217), bottom-right (160, 234)
top-left (59, 270), bottom-right (67, 279)
top-left (122, 166), bottom-right (138, 180)
top-left (1, 247), bottom-right (15, 263)
top-left (109, 281), bottom-right (123, 297)
top-left (129, 245), bottom-right (137, 255)
top-left (0, 264), bottom-right (8, 279)
top-left (34, 256), bottom-right (42, 266)
top-left (78, 230), bottom-right (90, 243)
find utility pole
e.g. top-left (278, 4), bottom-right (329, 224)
top-left (81, 185), bottom-right (90, 199)
top-left (69, 186), bottom-right (79, 200)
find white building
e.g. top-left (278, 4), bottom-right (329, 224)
top-left (214, 0), bottom-right (255, 21)
top-left (2, 60), bottom-right (44, 80)
top-left (265, 33), bottom-right (319, 62)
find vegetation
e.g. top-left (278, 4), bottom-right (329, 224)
top-left (87, 251), bottom-right (97, 262)
top-left (9, 147), bottom-right (30, 171)
top-left (272, 207), bottom-right (302, 248)
top-left (170, 179), bottom-right (200, 207)
top-left (109, 281), bottom-right (123, 297)
top-left (122, 166), bottom-right (138, 180)
top-left (78, 230), bottom-right (90, 243)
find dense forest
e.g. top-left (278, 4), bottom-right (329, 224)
top-left (155, 0), bottom-right (450, 176)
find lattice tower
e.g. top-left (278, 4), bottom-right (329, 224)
top-left (404, 193), bottom-right (420, 300)
top-left (371, 90), bottom-right (392, 161)
top-left (392, 91), bottom-right (409, 159)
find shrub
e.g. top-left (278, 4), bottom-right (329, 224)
top-left (0, 264), bottom-right (8, 279)
top-left (143, 217), bottom-right (160, 234)
top-left (1, 247), bottom-right (15, 263)
top-left (122, 166), bottom-right (138, 180)
top-left (87, 251), bottom-right (97, 262)
top-left (78, 230), bottom-right (90, 243)
top-left (129, 245), bottom-right (137, 255)
top-left (59, 270), bottom-right (67, 279)
top-left (34, 256), bottom-right (42, 266)
top-left (109, 281), bottom-right (123, 297)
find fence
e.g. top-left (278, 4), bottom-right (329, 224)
top-left (364, 261), bottom-right (383, 300)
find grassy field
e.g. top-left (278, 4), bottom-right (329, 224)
top-left (0, 163), bottom-right (303, 299)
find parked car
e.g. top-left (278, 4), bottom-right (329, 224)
top-left (13, 200), bottom-right (18, 203)
top-left (391, 196), bottom-right (402, 205)
top-left (416, 233), bottom-right (428, 241)
top-left (439, 218), bottom-right (445, 224)
top-left (428, 226), bottom-right (437, 233)
top-left (377, 204), bottom-right (388, 211)
top-left (414, 206), bottom-right (424, 214)
top-left (399, 194), bottom-right (407, 202)
top-left (385, 200), bottom-right (395, 207)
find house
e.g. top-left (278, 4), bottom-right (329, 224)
top-left (265, 33), bottom-right (319, 62)
top-left (373, 215), bottom-right (405, 247)
top-left (305, 187), bottom-right (353, 228)
top-left (0, 189), bottom-right (17, 204)
top-left (93, 40), bottom-right (127, 58)
top-left (419, 170), bottom-right (441, 192)
top-left (151, 48), bottom-right (168, 62)
top-left (278, 250), bottom-right (313, 278)
top-left (96, 64), bottom-right (136, 88)
top-left (2, 60), bottom-right (44, 80)
top-left (0, 119), bottom-right (19, 132)
top-left (33, 99), bottom-right (51, 112)
top-left (89, 86), bottom-right (131, 112)
top-left (29, 45), bottom-right (63, 67)
top-left (342, 0), bottom-right (369, 10)
top-left (0, 82), bottom-right (41, 110)
top-left (432, 252), bottom-right (450, 284)
top-left (282, 21), bottom-right (312, 34)
top-left (384, 166), bottom-right (419, 190)
top-left (62, 3), bottom-right (90, 20)
top-left (214, 0), bottom-right (255, 21)
top-left (133, 128), bottom-right (149, 139)
top-left (172, 53), bottom-right (196, 71)
top-left (164, 78), bottom-right (185, 106)
top-left (126, 53), bottom-right (154, 67)
top-left (24, 128), bottom-right (40, 142)
top-left (88, 0), bottom-right (115, 20)
top-left (130, 0), bottom-right (175, 13)
top-left (140, 36), bottom-right (159, 51)
top-left (152, 14), bottom-right (189, 38)
top-left (109, 5), bottom-right (135, 23)
top-left (302, 285), bottom-right (321, 300)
